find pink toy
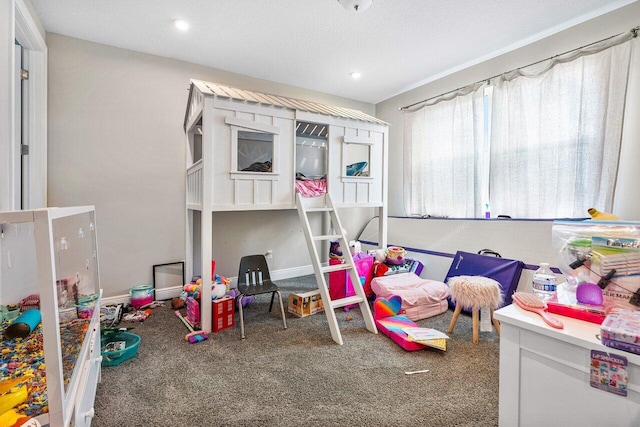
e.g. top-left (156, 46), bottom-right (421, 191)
top-left (373, 295), bottom-right (429, 351)
top-left (371, 272), bottom-right (449, 321)
top-left (175, 310), bottom-right (208, 343)
top-left (386, 247), bottom-right (406, 265)
top-left (329, 253), bottom-right (374, 310)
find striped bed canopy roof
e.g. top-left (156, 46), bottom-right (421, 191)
top-left (185, 79), bottom-right (388, 129)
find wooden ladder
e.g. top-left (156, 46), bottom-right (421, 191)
top-left (295, 193), bottom-right (377, 345)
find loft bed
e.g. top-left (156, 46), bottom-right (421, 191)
top-left (182, 79), bottom-right (389, 332)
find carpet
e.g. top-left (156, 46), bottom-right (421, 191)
top-left (93, 275), bottom-right (499, 426)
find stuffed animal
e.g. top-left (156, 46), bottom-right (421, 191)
top-left (373, 249), bottom-right (387, 263)
top-left (227, 289), bottom-right (254, 309)
top-left (372, 261), bottom-right (389, 277)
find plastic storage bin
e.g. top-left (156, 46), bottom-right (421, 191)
top-left (129, 284), bottom-right (154, 309)
top-left (553, 220), bottom-right (640, 310)
top-left (101, 331), bottom-right (141, 366)
top-left (329, 253), bottom-right (374, 308)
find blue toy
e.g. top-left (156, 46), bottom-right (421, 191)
top-left (5, 309), bottom-right (41, 339)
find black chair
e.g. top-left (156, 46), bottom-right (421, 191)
top-left (237, 254), bottom-right (287, 339)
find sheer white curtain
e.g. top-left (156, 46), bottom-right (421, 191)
top-left (403, 84), bottom-right (484, 217)
top-left (490, 34), bottom-right (633, 218)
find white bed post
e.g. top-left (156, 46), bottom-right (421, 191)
top-left (378, 127), bottom-right (389, 249)
top-left (185, 130), bottom-right (193, 291)
top-left (199, 96), bottom-right (215, 333)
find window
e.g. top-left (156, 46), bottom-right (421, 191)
top-left (342, 136), bottom-right (374, 182)
top-left (345, 143), bottom-right (370, 177)
top-left (226, 116), bottom-right (280, 180)
top-left (403, 35), bottom-right (633, 219)
top-left (403, 84), bottom-right (484, 218)
top-left (237, 131), bottom-right (274, 173)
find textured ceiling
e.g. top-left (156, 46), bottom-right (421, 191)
top-left (30, 0), bottom-right (635, 104)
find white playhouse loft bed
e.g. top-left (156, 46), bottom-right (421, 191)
top-left (183, 79), bottom-right (389, 333)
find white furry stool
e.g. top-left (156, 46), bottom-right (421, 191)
top-left (447, 275), bottom-right (503, 343)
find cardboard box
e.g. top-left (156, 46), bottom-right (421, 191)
top-left (288, 290), bottom-right (324, 318)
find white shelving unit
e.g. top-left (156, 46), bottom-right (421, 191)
top-left (183, 80), bottom-right (390, 332)
top-left (0, 207), bottom-right (102, 427)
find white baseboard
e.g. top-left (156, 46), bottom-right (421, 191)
top-left (101, 264), bottom-right (317, 306)
top-left (269, 264), bottom-right (316, 281)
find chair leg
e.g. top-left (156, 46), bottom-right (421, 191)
top-left (448, 303), bottom-right (462, 333)
top-left (238, 295), bottom-right (246, 339)
top-left (472, 308), bottom-right (479, 344)
top-left (269, 292), bottom-right (275, 313)
top-left (491, 308), bottom-right (500, 336)
top-left (276, 290), bottom-right (287, 330)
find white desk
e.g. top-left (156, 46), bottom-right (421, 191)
top-left (494, 304), bottom-right (640, 427)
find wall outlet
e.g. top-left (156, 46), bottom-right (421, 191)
top-left (265, 249), bottom-right (273, 259)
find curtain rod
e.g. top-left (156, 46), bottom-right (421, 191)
top-left (400, 25), bottom-right (639, 111)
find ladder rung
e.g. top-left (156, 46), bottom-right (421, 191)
top-left (305, 207), bottom-right (333, 212)
top-left (321, 263), bottom-right (352, 273)
top-left (331, 295), bottom-right (365, 309)
top-left (313, 234), bottom-right (342, 241)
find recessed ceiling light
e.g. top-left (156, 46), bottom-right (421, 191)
top-left (173, 19), bottom-right (189, 31)
top-left (350, 72), bottom-right (362, 79)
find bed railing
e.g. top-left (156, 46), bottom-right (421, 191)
top-left (186, 160), bottom-right (203, 209)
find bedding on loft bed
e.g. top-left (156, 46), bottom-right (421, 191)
top-left (295, 173), bottom-right (326, 197)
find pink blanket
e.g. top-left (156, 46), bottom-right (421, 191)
top-left (295, 178), bottom-right (327, 197)
top-left (371, 272), bottom-right (449, 321)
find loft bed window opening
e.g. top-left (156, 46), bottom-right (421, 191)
top-left (345, 143), bottom-right (371, 177)
top-left (237, 130), bottom-right (274, 173)
top-left (342, 135), bottom-right (374, 181)
top-left (227, 116), bottom-right (281, 180)
top-left (296, 120), bottom-right (327, 180)
top-left (188, 121), bottom-right (203, 164)
top-left (295, 120), bottom-right (328, 197)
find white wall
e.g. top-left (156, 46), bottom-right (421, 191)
top-left (376, 1), bottom-right (640, 220)
top-left (46, 34), bottom-right (376, 298)
top-left (359, 217), bottom-right (559, 293)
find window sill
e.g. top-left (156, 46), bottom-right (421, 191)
top-left (341, 176), bottom-right (373, 183)
top-left (230, 171), bottom-right (280, 181)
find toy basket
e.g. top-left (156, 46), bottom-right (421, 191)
top-left (100, 331), bottom-right (141, 366)
top-left (129, 284), bottom-right (154, 309)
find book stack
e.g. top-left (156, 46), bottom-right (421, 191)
top-left (401, 327), bottom-right (449, 351)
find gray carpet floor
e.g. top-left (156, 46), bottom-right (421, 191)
top-left (93, 275), bottom-right (499, 426)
